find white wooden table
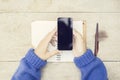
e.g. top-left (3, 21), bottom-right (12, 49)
top-left (0, 0), bottom-right (120, 80)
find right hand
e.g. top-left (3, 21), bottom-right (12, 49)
top-left (73, 29), bottom-right (86, 57)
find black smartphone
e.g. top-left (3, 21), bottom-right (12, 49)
top-left (57, 17), bottom-right (73, 50)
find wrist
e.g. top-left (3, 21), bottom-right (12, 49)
top-left (74, 49), bottom-right (95, 68)
top-left (74, 47), bottom-right (86, 57)
top-left (25, 48), bottom-right (47, 69)
top-left (34, 49), bottom-right (47, 61)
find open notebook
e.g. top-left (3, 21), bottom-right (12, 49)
top-left (31, 21), bottom-right (83, 62)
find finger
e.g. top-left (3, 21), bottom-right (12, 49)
top-left (73, 35), bottom-right (77, 50)
top-left (55, 31), bottom-right (57, 36)
top-left (50, 39), bottom-right (57, 46)
top-left (46, 50), bottom-right (60, 59)
top-left (41, 27), bottom-right (57, 45)
top-left (73, 34), bottom-right (76, 44)
top-left (73, 29), bottom-right (82, 37)
top-left (73, 29), bottom-right (83, 40)
top-left (45, 27), bottom-right (57, 41)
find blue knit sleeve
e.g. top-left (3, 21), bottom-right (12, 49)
top-left (74, 49), bottom-right (108, 80)
top-left (11, 48), bottom-right (47, 80)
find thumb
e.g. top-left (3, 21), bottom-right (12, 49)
top-left (46, 50), bottom-right (60, 59)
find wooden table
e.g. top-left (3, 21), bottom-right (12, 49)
top-left (0, 0), bottom-right (120, 80)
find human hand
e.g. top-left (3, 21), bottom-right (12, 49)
top-left (73, 29), bottom-right (86, 57)
top-left (34, 28), bottom-right (60, 60)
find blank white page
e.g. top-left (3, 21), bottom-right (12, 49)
top-left (31, 21), bottom-right (83, 62)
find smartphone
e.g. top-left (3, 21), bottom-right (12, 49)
top-left (57, 17), bottom-right (73, 50)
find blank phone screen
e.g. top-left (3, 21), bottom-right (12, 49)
top-left (57, 17), bottom-right (73, 50)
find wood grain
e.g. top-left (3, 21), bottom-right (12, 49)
top-left (0, 62), bottom-right (120, 80)
top-left (0, 13), bottom-right (120, 61)
top-left (0, 0), bottom-right (120, 80)
top-left (0, 0), bottom-right (119, 12)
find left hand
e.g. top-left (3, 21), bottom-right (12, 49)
top-left (34, 28), bottom-right (60, 60)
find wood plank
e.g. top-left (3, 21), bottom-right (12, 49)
top-left (0, 0), bottom-right (119, 12)
top-left (0, 13), bottom-right (120, 61)
top-left (0, 62), bottom-right (19, 80)
top-left (0, 62), bottom-right (120, 80)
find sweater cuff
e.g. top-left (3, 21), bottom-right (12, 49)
top-left (25, 48), bottom-right (47, 69)
top-left (74, 49), bottom-right (95, 68)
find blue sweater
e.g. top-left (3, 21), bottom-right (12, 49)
top-left (11, 49), bottom-right (108, 80)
